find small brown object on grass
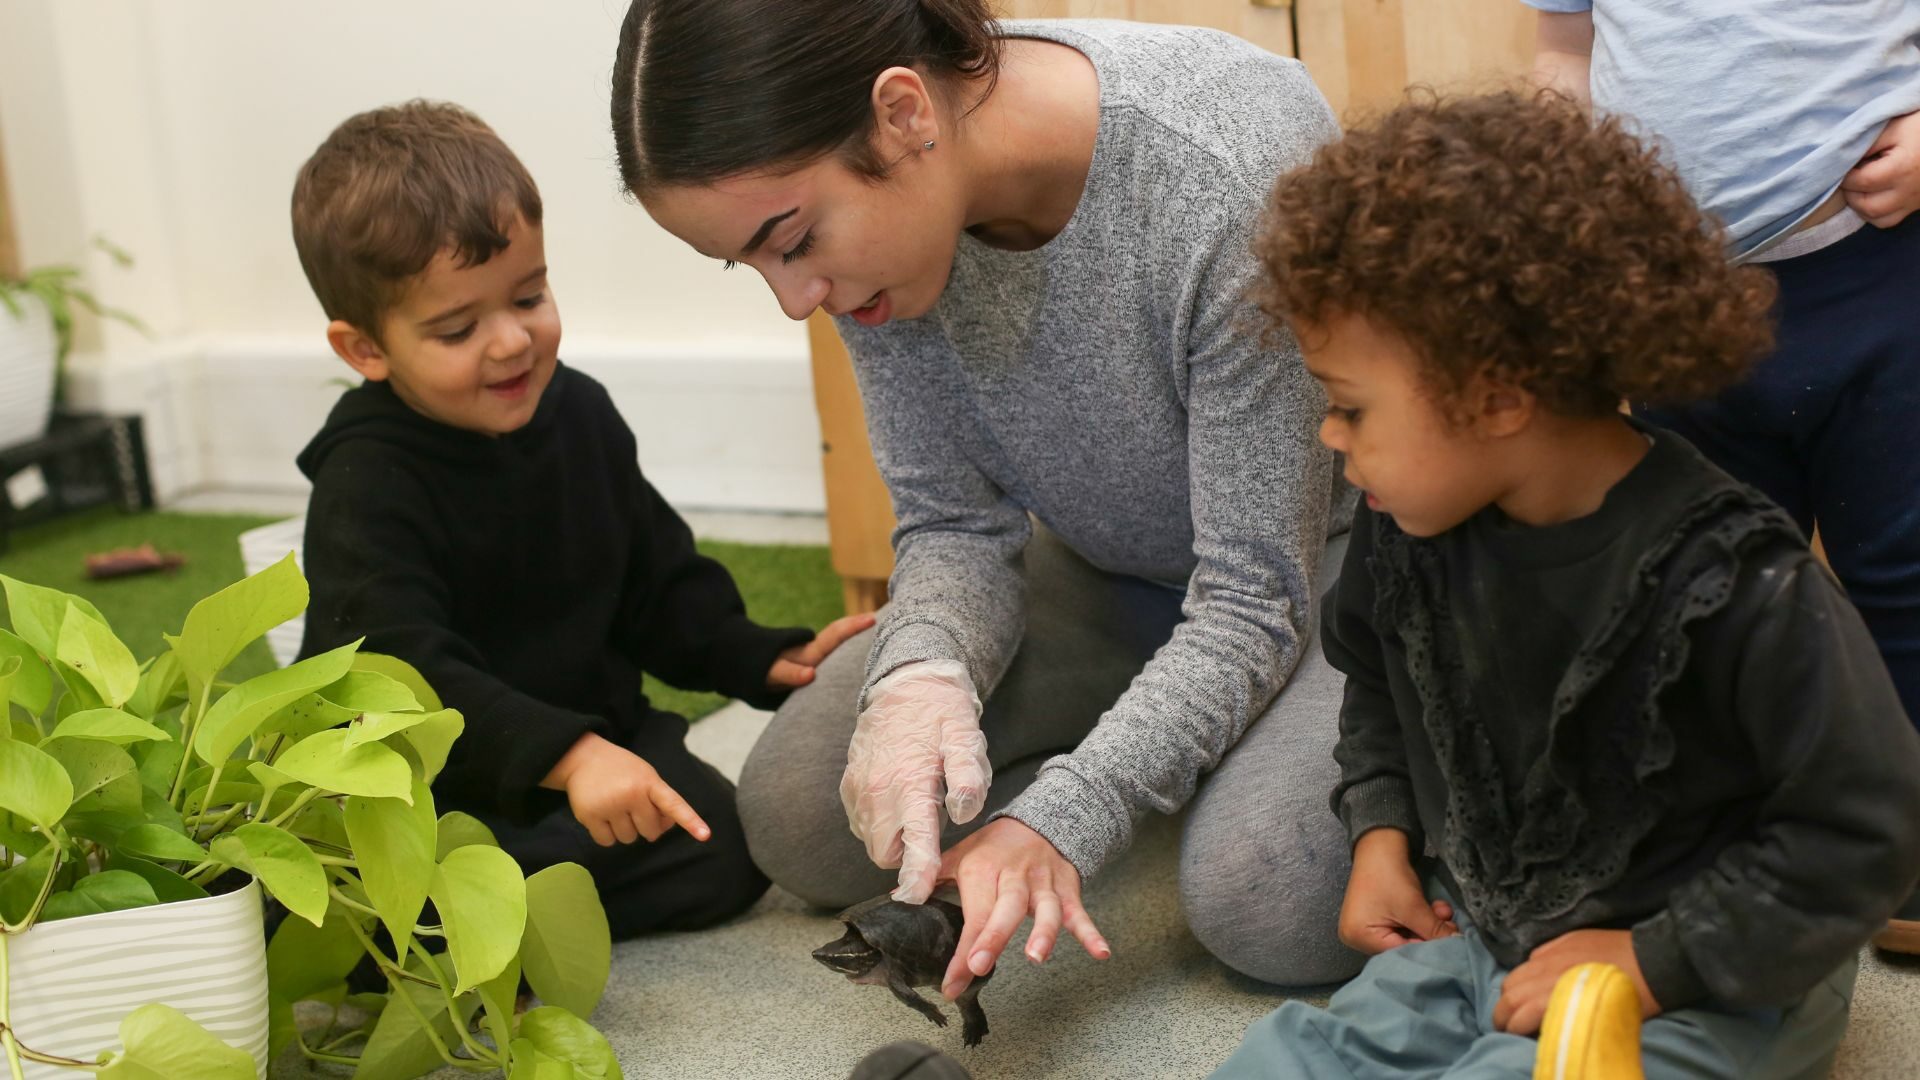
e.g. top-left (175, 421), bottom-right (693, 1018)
top-left (84, 544), bottom-right (186, 580)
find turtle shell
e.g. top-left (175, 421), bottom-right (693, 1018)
top-left (839, 897), bottom-right (965, 979)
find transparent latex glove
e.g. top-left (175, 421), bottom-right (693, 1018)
top-left (840, 659), bottom-right (990, 903)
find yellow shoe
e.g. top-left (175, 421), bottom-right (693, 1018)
top-left (1533, 963), bottom-right (1645, 1080)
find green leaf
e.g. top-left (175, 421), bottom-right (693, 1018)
top-left (0, 812), bottom-right (46, 856)
top-left (0, 738), bottom-right (73, 830)
top-left (39, 869), bottom-right (160, 922)
top-left (134, 736), bottom-right (185, 794)
top-left (50, 707), bottom-right (168, 744)
top-left (7, 719), bottom-right (38, 744)
top-left (56, 601), bottom-right (139, 707)
top-left (0, 575), bottom-right (106, 657)
top-left (435, 811), bottom-right (498, 860)
top-left (104, 852), bottom-right (209, 904)
top-left (349, 958), bottom-right (477, 1080)
top-left (273, 728), bottom-right (412, 800)
top-left (117, 822), bottom-right (209, 863)
top-left (268, 905), bottom-right (365, 1003)
top-left (125, 649), bottom-right (185, 719)
top-left (0, 841), bottom-right (59, 926)
top-left (194, 641), bottom-right (360, 766)
top-left (43, 736), bottom-right (140, 815)
top-left (354, 653), bottom-right (442, 710)
top-left (430, 844), bottom-right (527, 993)
top-left (173, 552), bottom-right (310, 696)
top-left (522, 863), bottom-right (612, 1019)
top-left (517, 1007), bottom-right (622, 1079)
top-left (478, 951), bottom-right (522, 1059)
top-left (54, 659), bottom-right (106, 719)
top-left (344, 708), bottom-right (449, 750)
top-left (509, 1040), bottom-right (579, 1080)
top-left (210, 822), bottom-right (327, 927)
top-left (345, 781), bottom-right (437, 962)
top-left (403, 709), bottom-right (464, 784)
top-left (319, 670), bottom-right (421, 715)
top-left (97, 1003), bottom-right (256, 1080)
top-left (139, 786), bottom-right (188, 835)
top-left (0, 629), bottom-right (52, 715)
top-left (288, 797), bottom-right (350, 849)
top-left (256, 692), bottom-right (354, 743)
top-left (0, 658), bottom-right (21, 734)
top-left (246, 760), bottom-right (301, 808)
top-left (182, 781), bottom-right (264, 816)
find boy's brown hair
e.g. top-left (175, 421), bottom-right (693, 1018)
top-left (291, 100), bottom-right (542, 343)
top-left (1255, 90), bottom-right (1777, 418)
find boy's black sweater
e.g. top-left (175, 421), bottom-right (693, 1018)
top-left (296, 363), bottom-right (812, 822)
top-left (1325, 427), bottom-right (1920, 1012)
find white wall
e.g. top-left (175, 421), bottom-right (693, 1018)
top-left (0, 0), bottom-right (824, 512)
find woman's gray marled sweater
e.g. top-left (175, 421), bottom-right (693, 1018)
top-left (834, 19), bottom-right (1348, 880)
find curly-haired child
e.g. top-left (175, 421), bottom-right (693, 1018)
top-left (1210, 91), bottom-right (1920, 1080)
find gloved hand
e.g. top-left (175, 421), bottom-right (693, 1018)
top-left (840, 659), bottom-right (990, 903)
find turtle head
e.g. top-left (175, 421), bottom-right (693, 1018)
top-left (812, 924), bottom-right (882, 978)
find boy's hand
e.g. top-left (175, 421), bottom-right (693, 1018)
top-left (936, 818), bottom-right (1111, 1002)
top-left (1844, 111), bottom-right (1920, 228)
top-left (1338, 828), bottom-right (1458, 955)
top-left (1493, 928), bottom-right (1661, 1035)
top-left (768, 613), bottom-right (876, 690)
top-left (541, 732), bottom-right (711, 846)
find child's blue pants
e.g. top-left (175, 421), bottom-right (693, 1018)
top-left (1208, 905), bottom-right (1855, 1080)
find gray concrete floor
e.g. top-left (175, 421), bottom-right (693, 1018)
top-left (280, 701), bottom-right (1920, 1078)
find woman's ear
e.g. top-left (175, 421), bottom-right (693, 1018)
top-left (326, 320), bottom-right (393, 383)
top-left (871, 66), bottom-right (941, 155)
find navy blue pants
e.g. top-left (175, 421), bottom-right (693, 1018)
top-left (1639, 215), bottom-right (1920, 730)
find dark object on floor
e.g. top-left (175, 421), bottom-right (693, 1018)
top-left (0, 412), bottom-right (155, 554)
top-left (83, 543), bottom-right (185, 579)
top-left (1873, 886), bottom-right (1920, 954)
top-left (814, 897), bottom-right (991, 1047)
top-left (847, 1040), bottom-right (974, 1080)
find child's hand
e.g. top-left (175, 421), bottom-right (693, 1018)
top-left (1338, 828), bottom-right (1458, 955)
top-left (1844, 110), bottom-right (1920, 229)
top-left (541, 732), bottom-right (711, 846)
top-left (767, 613), bottom-right (876, 689)
top-left (1493, 929), bottom-right (1660, 1035)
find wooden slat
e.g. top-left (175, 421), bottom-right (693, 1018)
top-left (1130, 0), bottom-right (1296, 56)
top-left (1296, 0), bottom-right (1534, 122)
top-left (807, 311), bottom-right (896, 614)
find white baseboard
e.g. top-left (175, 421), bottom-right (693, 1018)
top-left (63, 337), bottom-right (828, 514)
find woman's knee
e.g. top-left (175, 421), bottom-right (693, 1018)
top-left (1179, 816), bottom-right (1363, 986)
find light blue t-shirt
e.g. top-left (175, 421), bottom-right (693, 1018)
top-left (1525, 1), bottom-right (1920, 255)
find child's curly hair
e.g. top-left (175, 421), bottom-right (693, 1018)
top-left (1254, 90), bottom-right (1777, 418)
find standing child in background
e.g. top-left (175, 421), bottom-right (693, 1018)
top-left (1529, 0), bottom-right (1920, 950)
top-left (289, 101), bottom-right (870, 938)
top-left (1211, 93), bottom-right (1920, 1080)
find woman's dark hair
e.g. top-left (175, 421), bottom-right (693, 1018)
top-left (611, 0), bottom-right (1000, 194)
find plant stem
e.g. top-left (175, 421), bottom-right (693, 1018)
top-left (264, 788), bottom-right (322, 831)
top-left (2, 932), bottom-right (25, 1080)
top-left (168, 682), bottom-right (214, 806)
top-left (410, 944), bottom-right (500, 1066)
top-left (326, 886), bottom-right (381, 920)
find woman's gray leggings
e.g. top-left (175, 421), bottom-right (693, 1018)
top-left (736, 528), bottom-right (1363, 987)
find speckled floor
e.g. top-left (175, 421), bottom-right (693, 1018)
top-left (280, 702), bottom-right (1920, 1079)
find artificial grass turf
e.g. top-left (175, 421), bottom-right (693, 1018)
top-left (0, 507), bottom-right (844, 720)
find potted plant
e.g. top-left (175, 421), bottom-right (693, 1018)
top-left (0, 238), bottom-right (146, 451)
top-left (0, 556), bottom-right (620, 1078)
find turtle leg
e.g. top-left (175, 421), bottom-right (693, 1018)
top-left (886, 970), bottom-right (948, 1030)
top-left (957, 973), bottom-right (990, 1046)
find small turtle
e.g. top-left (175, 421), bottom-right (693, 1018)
top-left (813, 896), bottom-right (992, 1047)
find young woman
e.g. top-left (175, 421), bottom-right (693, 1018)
top-left (612, 0), bottom-right (1360, 992)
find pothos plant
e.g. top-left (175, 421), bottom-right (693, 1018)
top-left (0, 555), bottom-right (619, 1078)
top-left (0, 236), bottom-right (148, 405)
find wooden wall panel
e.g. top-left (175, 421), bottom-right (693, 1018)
top-left (0, 114), bottom-right (19, 279)
top-left (1295, 0), bottom-right (1535, 122)
top-left (807, 311), bottom-right (897, 614)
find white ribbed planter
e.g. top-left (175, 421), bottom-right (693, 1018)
top-left (5, 878), bottom-right (270, 1079)
top-left (0, 293), bottom-right (57, 451)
